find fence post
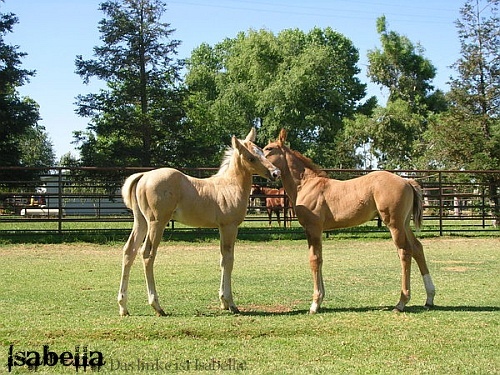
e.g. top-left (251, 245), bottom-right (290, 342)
top-left (283, 194), bottom-right (288, 229)
top-left (57, 168), bottom-right (63, 235)
top-left (439, 171), bottom-right (443, 236)
top-left (482, 186), bottom-right (486, 228)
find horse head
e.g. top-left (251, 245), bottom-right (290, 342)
top-left (232, 128), bottom-right (281, 181)
top-left (262, 128), bottom-right (288, 172)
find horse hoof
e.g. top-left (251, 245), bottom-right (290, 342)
top-left (156, 309), bottom-right (167, 317)
top-left (392, 307), bottom-right (404, 313)
top-left (424, 303), bottom-right (434, 310)
top-left (229, 306), bottom-right (240, 314)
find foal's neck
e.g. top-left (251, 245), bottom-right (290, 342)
top-left (223, 155), bottom-right (253, 193)
top-left (280, 148), bottom-right (315, 204)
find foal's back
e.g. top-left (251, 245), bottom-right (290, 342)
top-left (136, 167), bottom-right (249, 228)
top-left (300, 171), bottom-right (414, 230)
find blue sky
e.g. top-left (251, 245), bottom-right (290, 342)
top-left (2, 0), bottom-right (462, 159)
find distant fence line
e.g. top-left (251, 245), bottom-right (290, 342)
top-left (0, 166), bottom-right (499, 236)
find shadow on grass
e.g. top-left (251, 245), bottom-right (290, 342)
top-left (427, 305), bottom-right (500, 312)
top-left (237, 304), bottom-right (500, 316)
top-left (5, 224), bottom-right (498, 245)
top-left (116, 304), bottom-right (500, 319)
top-left (0, 228), bottom-right (307, 244)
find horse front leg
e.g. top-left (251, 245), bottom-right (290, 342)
top-left (219, 224), bottom-right (240, 313)
top-left (306, 227), bottom-right (325, 314)
top-left (118, 218), bottom-right (146, 316)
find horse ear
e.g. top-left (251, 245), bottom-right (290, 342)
top-left (232, 135), bottom-right (245, 153)
top-left (278, 128), bottom-right (287, 144)
top-left (244, 127), bottom-right (256, 142)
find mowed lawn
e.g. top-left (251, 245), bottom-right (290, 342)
top-left (0, 237), bottom-right (498, 374)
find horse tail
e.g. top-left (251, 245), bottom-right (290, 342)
top-left (122, 172), bottom-right (144, 211)
top-left (408, 179), bottom-right (423, 231)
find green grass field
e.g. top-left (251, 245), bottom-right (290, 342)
top-left (0, 237), bottom-right (499, 374)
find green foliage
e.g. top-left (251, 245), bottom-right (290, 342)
top-left (18, 123), bottom-right (56, 167)
top-left (425, 0), bottom-right (500, 171)
top-left (0, 4), bottom-right (54, 176)
top-left (424, 110), bottom-right (498, 170)
top-left (344, 99), bottom-right (427, 169)
top-left (185, 28), bottom-right (371, 168)
top-left (345, 16), bottom-right (441, 169)
top-left (368, 15), bottom-right (436, 109)
top-left (74, 0), bottom-right (186, 167)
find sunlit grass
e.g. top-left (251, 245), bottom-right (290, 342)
top-left (0, 238), bottom-right (499, 373)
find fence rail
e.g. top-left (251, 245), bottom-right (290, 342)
top-left (0, 167), bottom-right (499, 236)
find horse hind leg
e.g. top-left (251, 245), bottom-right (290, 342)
top-left (118, 215), bottom-right (147, 316)
top-left (141, 217), bottom-right (170, 316)
top-left (387, 225), bottom-right (412, 312)
top-left (408, 231), bottom-right (435, 308)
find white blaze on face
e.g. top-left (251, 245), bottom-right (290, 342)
top-left (253, 144), bottom-right (280, 180)
top-left (253, 146), bottom-right (265, 158)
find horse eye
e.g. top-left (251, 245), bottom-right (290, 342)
top-left (248, 157), bottom-right (256, 163)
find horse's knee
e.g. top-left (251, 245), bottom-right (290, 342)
top-left (309, 253), bottom-right (322, 267)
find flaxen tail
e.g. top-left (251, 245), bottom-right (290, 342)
top-left (408, 179), bottom-right (423, 231)
top-left (122, 173), bottom-right (144, 211)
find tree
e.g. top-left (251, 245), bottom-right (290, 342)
top-left (344, 16), bottom-right (439, 169)
top-left (18, 123), bottom-right (55, 167)
top-left (0, 4), bottom-right (53, 169)
top-left (423, 0), bottom-right (499, 170)
top-left (343, 99), bottom-right (427, 169)
top-left (367, 15), bottom-right (436, 110)
top-left (74, 0), bottom-right (185, 167)
top-left (423, 0), bottom-right (499, 220)
top-left (185, 28), bottom-right (372, 168)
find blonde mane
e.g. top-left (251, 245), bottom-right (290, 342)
top-left (215, 147), bottom-right (234, 176)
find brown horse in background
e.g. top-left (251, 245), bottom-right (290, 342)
top-left (263, 129), bottom-right (435, 313)
top-left (250, 185), bottom-right (294, 226)
top-left (118, 128), bottom-right (280, 316)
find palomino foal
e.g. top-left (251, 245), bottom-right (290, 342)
top-left (263, 129), bottom-right (435, 313)
top-left (118, 128), bottom-right (280, 316)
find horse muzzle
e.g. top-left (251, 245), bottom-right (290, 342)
top-left (269, 168), bottom-right (281, 181)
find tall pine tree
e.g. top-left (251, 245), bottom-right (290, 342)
top-left (423, 0), bottom-right (499, 220)
top-left (75, 0), bottom-right (184, 167)
top-left (424, 0), bottom-right (499, 170)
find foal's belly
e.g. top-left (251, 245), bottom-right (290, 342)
top-left (172, 207), bottom-right (218, 228)
top-left (323, 206), bottom-right (378, 231)
top-left (172, 204), bottom-right (245, 229)
top-left (323, 213), bottom-right (378, 230)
